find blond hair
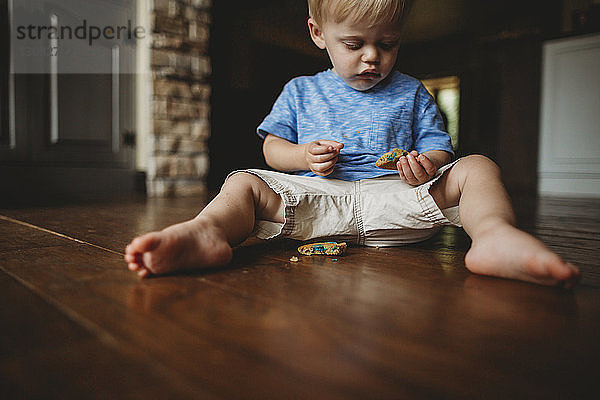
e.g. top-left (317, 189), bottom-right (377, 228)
top-left (308, 0), bottom-right (412, 28)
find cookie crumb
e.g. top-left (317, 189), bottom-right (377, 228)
top-left (289, 256), bottom-right (299, 262)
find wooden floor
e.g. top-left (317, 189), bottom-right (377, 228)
top-left (1, 194), bottom-right (599, 399)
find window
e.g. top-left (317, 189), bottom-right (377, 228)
top-left (422, 76), bottom-right (460, 151)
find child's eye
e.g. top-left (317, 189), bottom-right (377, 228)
top-left (343, 41), bottom-right (362, 50)
top-left (378, 41), bottom-right (398, 50)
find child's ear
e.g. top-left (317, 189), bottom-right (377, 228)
top-left (308, 18), bottom-right (326, 49)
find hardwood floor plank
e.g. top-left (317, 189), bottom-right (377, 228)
top-left (0, 271), bottom-right (206, 399)
top-left (210, 245), bottom-right (600, 398)
top-left (0, 218), bottom-right (71, 252)
top-left (3, 238), bottom-right (598, 399)
top-left (3, 193), bottom-right (598, 287)
top-left (1, 244), bottom-right (409, 399)
top-left (1, 196), bottom-right (209, 254)
top-left (1, 195), bottom-right (599, 399)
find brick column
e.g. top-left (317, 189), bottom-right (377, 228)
top-left (146, 0), bottom-right (211, 197)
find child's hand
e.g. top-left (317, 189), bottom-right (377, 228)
top-left (304, 140), bottom-right (344, 176)
top-left (397, 150), bottom-right (438, 185)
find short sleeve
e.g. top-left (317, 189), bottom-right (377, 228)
top-left (256, 81), bottom-right (298, 143)
top-left (412, 84), bottom-right (454, 156)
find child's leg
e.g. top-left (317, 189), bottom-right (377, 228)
top-left (124, 172), bottom-right (284, 277)
top-left (429, 155), bottom-right (580, 288)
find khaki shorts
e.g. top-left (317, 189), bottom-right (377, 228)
top-left (231, 160), bottom-right (461, 247)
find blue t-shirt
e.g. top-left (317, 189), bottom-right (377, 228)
top-left (257, 69), bottom-right (453, 181)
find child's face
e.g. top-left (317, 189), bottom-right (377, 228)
top-left (309, 16), bottom-right (401, 91)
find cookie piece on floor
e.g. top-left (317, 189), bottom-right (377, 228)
top-left (297, 242), bottom-right (347, 256)
top-left (375, 148), bottom-right (408, 170)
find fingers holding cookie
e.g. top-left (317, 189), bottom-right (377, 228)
top-left (397, 152), bottom-right (437, 185)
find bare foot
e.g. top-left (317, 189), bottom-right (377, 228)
top-left (124, 217), bottom-right (233, 278)
top-left (465, 224), bottom-right (581, 288)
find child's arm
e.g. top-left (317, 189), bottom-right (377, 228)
top-left (397, 149), bottom-right (452, 186)
top-left (263, 134), bottom-right (344, 176)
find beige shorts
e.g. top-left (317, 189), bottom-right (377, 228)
top-left (232, 160), bottom-right (461, 247)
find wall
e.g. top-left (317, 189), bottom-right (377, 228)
top-left (562, 0), bottom-right (600, 32)
top-left (143, 0), bottom-right (212, 197)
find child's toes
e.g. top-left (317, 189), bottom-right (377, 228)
top-left (128, 262), bottom-right (141, 272)
top-left (124, 253), bottom-right (136, 263)
top-left (545, 257), bottom-right (577, 280)
top-left (562, 263), bottom-right (581, 288)
top-left (137, 268), bottom-right (151, 278)
top-left (130, 233), bottom-right (162, 254)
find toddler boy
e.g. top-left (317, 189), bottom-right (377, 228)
top-left (125, 0), bottom-right (580, 288)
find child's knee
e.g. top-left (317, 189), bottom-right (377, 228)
top-left (223, 172), bottom-right (259, 190)
top-left (457, 154), bottom-right (500, 176)
top-left (223, 172), bottom-right (284, 222)
top-left (224, 172), bottom-right (273, 196)
top-left (430, 155), bottom-right (500, 209)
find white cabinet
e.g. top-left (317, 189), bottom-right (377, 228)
top-left (538, 34), bottom-right (600, 197)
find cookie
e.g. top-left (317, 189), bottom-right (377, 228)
top-left (297, 242), bottom-right (347, 256)
top-left (375, 148), bottom-right (408, 170)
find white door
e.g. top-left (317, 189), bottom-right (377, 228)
top-left (538, 34), bottom-right (600, 197)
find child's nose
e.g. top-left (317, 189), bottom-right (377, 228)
top-left (361, 46), bottom-right (380, 63)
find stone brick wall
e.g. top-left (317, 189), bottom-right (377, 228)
top-left (146, 0), bottom-right (212, 197)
